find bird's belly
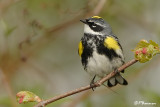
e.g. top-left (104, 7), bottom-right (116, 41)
top-left (86, 51), bottom-right (123, 78)
top-left (86, 51), bottom-right (112, 78)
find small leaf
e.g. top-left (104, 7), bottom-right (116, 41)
top-left (0, 19), bottom-right (17, 37)
top-left (136, 39), bottom-right (149, 48)
top-left (16, 91), bottom-right (42, 104)
top-left (5, 26), bottom-right (17, 37)
top-left (149, 40), bottom-right (159, 48)
top-left (133, 40), bottom-right (160, 63)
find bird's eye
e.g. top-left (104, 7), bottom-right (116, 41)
top-left (87, 21), bottom-right (97, 28)
top-left (92, 23), bottom-right (97, 28)
top-left (89, 22), bottom-right (97, 28)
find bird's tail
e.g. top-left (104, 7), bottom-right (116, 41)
top-left (107, 73), bottom-right (128, 87)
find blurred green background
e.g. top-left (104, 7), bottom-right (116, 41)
top-left (0, 0), bottom-right (160, 107)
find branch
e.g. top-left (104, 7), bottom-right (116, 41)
top-left (34, 59), bottom-right (138, 107)
top-left (17, 39), bottom-right (160, 106)
top-left (89, 0), bottom-right (107, 16)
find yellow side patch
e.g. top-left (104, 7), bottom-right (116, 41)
top-left (104, 37), bottom-right (120, 50)
top-left (92, 16), bottom-right (102, 19)
top-left (78, 41), bottom-right (83, 57)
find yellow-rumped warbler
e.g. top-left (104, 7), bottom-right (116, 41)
top-left (78, 16), bottom-right (128, 88)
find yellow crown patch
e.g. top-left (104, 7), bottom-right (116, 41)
top-left (91, 16), bottom-right (102, 19)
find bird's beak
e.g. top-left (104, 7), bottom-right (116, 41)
top-left (80, 19), bottom-right (87, 24)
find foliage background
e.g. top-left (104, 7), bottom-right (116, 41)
top-left (0, 0), bottom-right (160, 107)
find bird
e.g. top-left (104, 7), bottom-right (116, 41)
top-left (78, 16), bottom-right (128, 89)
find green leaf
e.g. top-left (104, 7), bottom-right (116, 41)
top-left (133, 40), bottom-right (160, 63)
top-left (149, 40), bottom-right (159, 48)
top-left (134, 40), bottom-right (149, 50)
top-left (16, 91), bottom-right (42, 104)
top-left (0, 19), bottom-right (17, 37)
top-left (5, 26), bottom-right (17, 37)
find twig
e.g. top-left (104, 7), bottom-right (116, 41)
top-left (47, 0), bottom-right (107, 34)
top-left (46, 15), bottom-right (82, 34)
top-left (34, 59), bottom-right (138, 107)
top-left (19, 0), bottom-right (107, 63)
top-left (88, 0), bottom-right (107, 16)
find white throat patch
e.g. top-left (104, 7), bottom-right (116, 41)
top-left (84, 24), bottom-right (101, 35)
